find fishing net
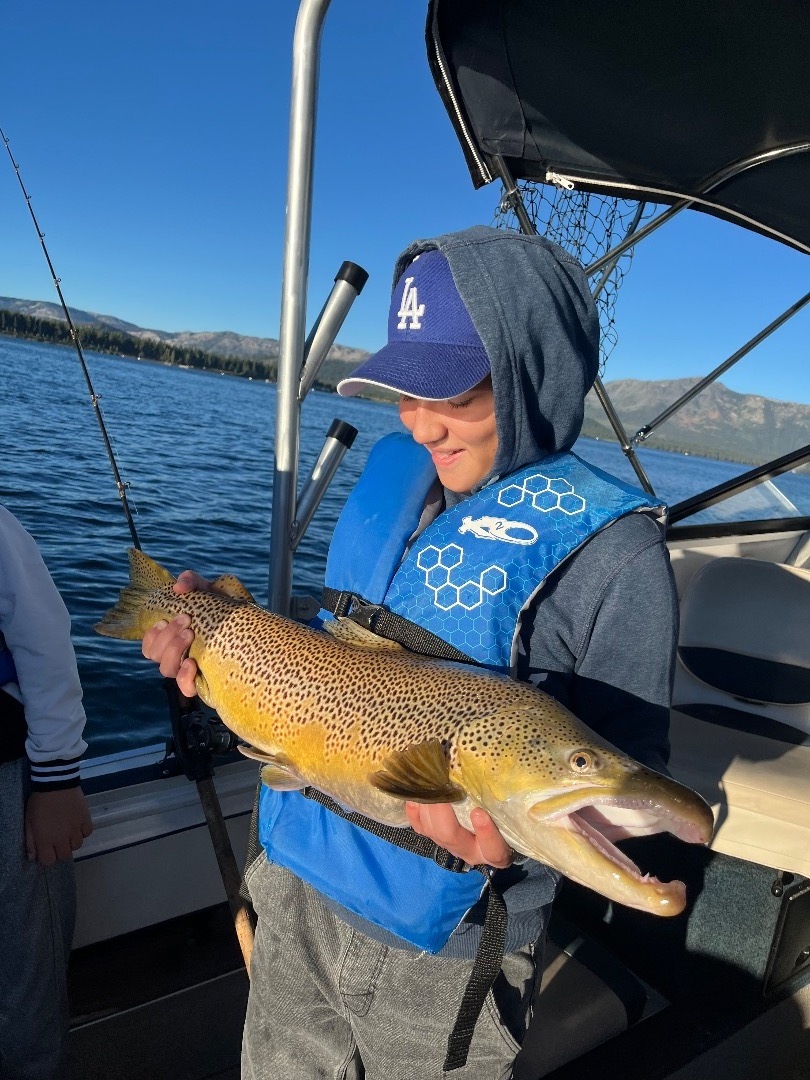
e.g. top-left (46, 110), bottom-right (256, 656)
top-left (493, 181), bottom-right (654, 375)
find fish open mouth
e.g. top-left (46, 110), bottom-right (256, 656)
top-left (567, 806), bottom-right (669, 887)
top-left (525, 788), bottom-right (714, 915)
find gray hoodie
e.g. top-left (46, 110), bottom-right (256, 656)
top-left (392, 226), bottom-right (600, 489)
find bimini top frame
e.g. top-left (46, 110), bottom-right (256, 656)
top-left (427, 0), bottom-right (810, 496)
top-left (427, 0), bottom-right (810, 254)
top-left (270, 0), bottom-right (810, 614)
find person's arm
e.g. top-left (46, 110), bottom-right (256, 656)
top-left (523, 514), bottom-right (676, 772)
top-left (0, 506), bottom-right (93, 864)
top-left (567, 528), bottom-right (677, 774)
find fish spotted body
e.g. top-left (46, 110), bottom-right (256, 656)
top-left (97, 549), bottom-right (714, 916)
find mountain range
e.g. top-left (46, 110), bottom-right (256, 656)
top-left (582, 379), bottom-right (809, 462)
top-left (2, 296), bottom-right (807, 465)
top-left (0, 296), bottom-right (369, 365)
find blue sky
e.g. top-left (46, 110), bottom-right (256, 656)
top-left (1, 0), bottom-right (808, 405)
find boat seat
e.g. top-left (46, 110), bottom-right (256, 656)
top-left (669, 557), bottom-right (810, 876)
top-left (514, 915), bottom-right (661, 1078)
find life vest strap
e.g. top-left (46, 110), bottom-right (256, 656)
top-left (301, 785), bottom-right (471, 873)
top-left (444, 868), bottom-right (507, 1072)
top-left (321, 587), bottom-right (482, 667)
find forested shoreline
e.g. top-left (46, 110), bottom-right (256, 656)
top-left (0, 309), bottom-right (280, 382)
top-left (1, 310), bottom-right (801, 469)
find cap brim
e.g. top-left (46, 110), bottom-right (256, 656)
top-left (337, 341), bottom-right (490, 400)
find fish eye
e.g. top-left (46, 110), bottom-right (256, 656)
top-left (569, 749), bottom-right (599, 773)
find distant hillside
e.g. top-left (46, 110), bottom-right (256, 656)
top-left (586, 378), bottom-right (809, 464)
top-left (0, 296), bottom-right (370, 366)
top-left (1, 298), bottom-right (806, 466)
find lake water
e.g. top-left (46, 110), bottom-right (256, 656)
top-left (2, 335), bottom-right (808, 756)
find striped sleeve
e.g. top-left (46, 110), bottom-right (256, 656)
top-left (29, 754), bottom-right (84, 790)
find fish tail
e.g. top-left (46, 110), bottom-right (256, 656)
top-left (94, 548), bottom-right (177, 640)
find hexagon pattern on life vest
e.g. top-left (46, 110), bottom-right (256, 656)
top-left (498, 473), bottom-right (586, 515)
top-left (416, 544), bottom-right (508, 611)
top-left (384, 455), bottom-right (656, 668)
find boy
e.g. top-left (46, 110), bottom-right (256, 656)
top-left (145, 226), bottom-right (676, 1079)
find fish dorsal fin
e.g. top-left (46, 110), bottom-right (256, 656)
top-left (371, 739), bottom-right (466, 803)
top-left (238, 744), bottom-right (305, 790)
top-left (323, 617), bottom-right (404, 652)
top-left (210, 574), bottom-right (256, 603)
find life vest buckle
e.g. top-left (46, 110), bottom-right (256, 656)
top-left (346, 597), bottom-right (382, 631)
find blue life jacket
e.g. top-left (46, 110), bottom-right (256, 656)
top-left (258, 433), bottom-right (662, 952)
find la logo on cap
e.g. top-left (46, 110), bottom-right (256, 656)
top-left (397, 276), bottom-right (425, 330)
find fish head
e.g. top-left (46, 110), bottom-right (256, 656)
top-left (456, 704), bottom-right (714, 917)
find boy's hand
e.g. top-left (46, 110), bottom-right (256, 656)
top-left (142, 570), bottom-right (210, 697)
top-left (26, 787), bottom-right (93, 865)
top-left (405, 802), bottom-right (513, 868)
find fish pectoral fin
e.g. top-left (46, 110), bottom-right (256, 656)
top-left (371, 740), bottom-right (466, 803)
top-left (209, 574), bottom-right (256, 603)
top-left (259, 763), bottom-right (306, 791)
top-left (322, 618), bottom-right (404, 651)
top-left (238, 744), bottom-right (306, 790)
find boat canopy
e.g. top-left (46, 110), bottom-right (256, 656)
top-left (427, 0), bottom-right (810, 254)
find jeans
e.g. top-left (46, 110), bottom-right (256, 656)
top-left (241, 855), bottom-right (542, 1080)
top-left (0, 758), bottom-right (75, 1080)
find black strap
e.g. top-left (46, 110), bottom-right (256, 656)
top-left (302, 786), bottom-right (507, 1071)
top-left (302, 786), bottom-right (470, 873)
top-left (444, 869), bottom-right (508, 1071)
top-left (321, 588), bottom-right (482, 667)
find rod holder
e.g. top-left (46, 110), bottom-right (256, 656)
top-left (291, 418), bottom-right (358, 550)
top-left (299, 262), bottom-right (369, 401)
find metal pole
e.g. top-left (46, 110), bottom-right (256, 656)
top-left (591, 378), bottom-right (655, 494)
top-left (269, 0), bottom-right (333, 615)
top-left (586, 202), bottom-right (687, 278)
top-left (299, 262), bottom-right (369, 401)
top-left (668, 444), bottom-right (810, 525)
top-left (292, 419), bottom-right (358, 550)
top-left (587, 140), bottom-right (810, 276)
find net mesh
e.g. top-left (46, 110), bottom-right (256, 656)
top-left (493, 181), bottom-right (653, 375)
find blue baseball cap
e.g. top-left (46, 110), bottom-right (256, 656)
top-left (337, 248), bottom-right (491, 400)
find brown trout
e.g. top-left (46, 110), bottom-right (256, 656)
top-left (96, 548), bottom-right (713, 916)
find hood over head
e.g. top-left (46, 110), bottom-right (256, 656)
top-left (339, 225), bottom-right (599, 489)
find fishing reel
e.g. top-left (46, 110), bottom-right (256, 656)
top-left (163, 677), bottom-right (240, 782)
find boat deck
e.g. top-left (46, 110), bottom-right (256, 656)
top-left (67, 904), bottom-right (246, 1080)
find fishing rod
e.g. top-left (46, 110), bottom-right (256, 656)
top-left (1, 126), bottom-right (140, 549)
top-left (1, 127), bottom-right (255, 970)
